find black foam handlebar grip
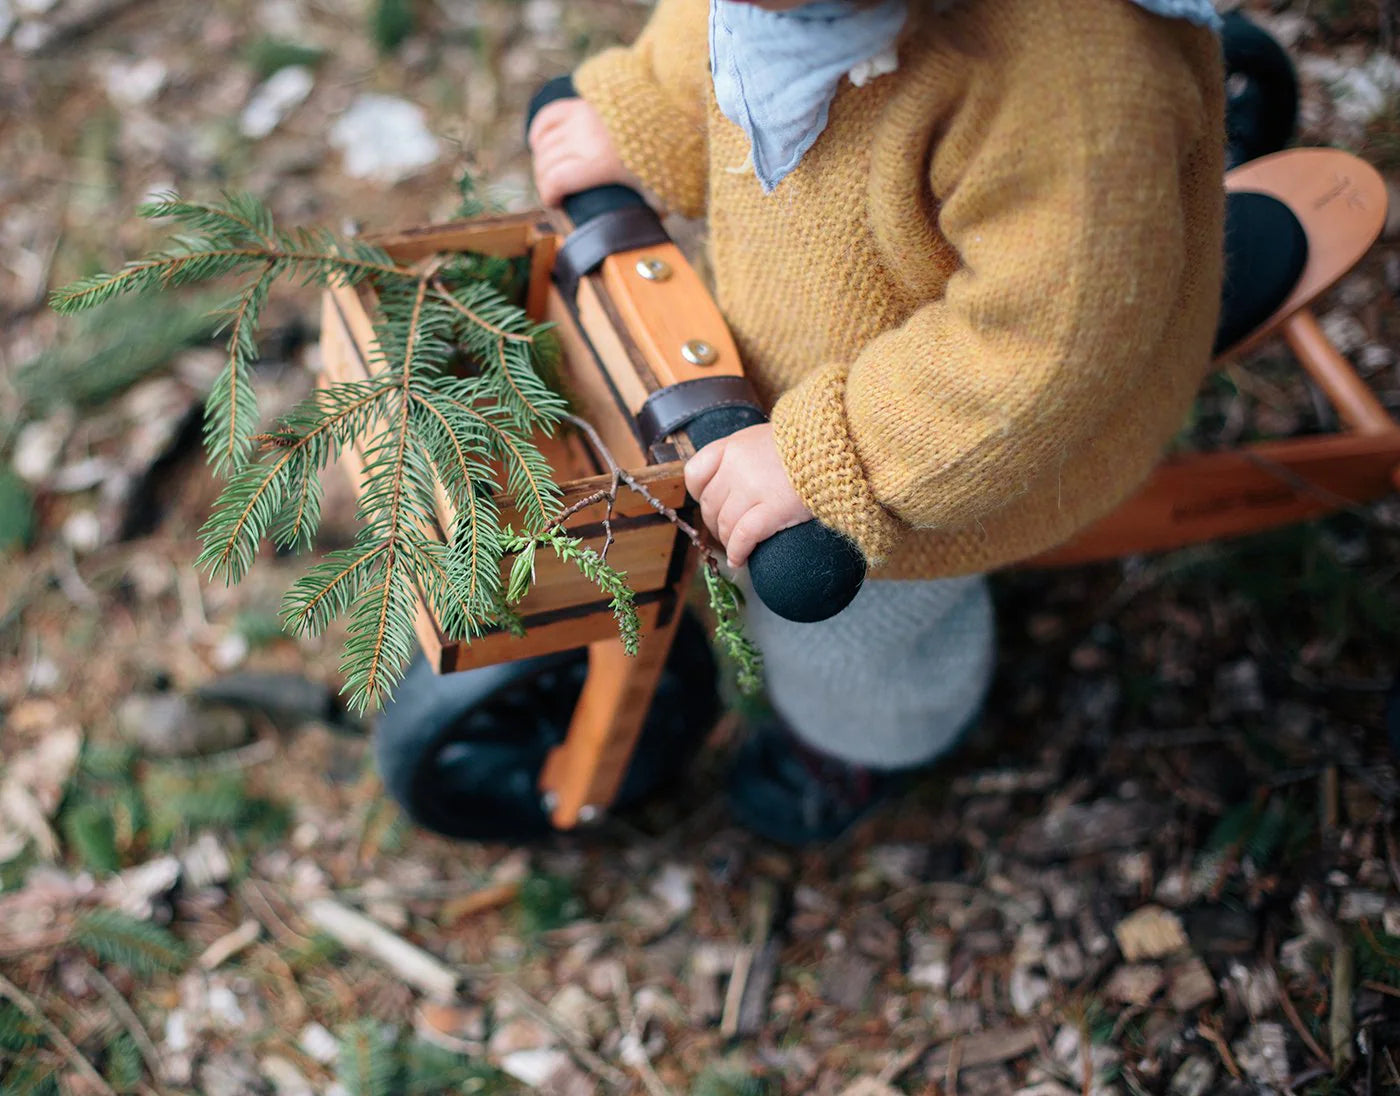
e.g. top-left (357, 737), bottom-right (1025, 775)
top-left (684, 408), bottom-right (866, 623)
top-left (527, 82), bottom-right (866, 623)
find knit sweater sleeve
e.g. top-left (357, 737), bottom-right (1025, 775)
top-left (769, 9), bottom-right (1223, 565)
top-left (572, 0), bottom-right (710, 219)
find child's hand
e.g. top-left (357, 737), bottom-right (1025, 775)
top-left (527, 98), bottom-right (636, 207)
top-left (684, 423), bottom-right (814, 570)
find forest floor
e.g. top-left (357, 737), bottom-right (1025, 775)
top-left (2, 0), bottom-right (1400, 1093)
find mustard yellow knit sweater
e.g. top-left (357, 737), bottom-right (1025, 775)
top-left (575, 0), bottom-right (1225, 578)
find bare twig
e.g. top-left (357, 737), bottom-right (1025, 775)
top-left (1324, 766), bottom-right (1341, 832)
top-left (493, 979), bottom-right (627, 1087)
top-left (56, 545), bottom-right (99, 607)
top-left (542, 488), bottom-right (613, 534)
top-left (564, 413), bottom-right (711, 553)
top-left (0, 971), bottom-right (118, 1096)
top-left (877, 1039), bottom-right (931, 1087)
top-left (174, 561), bottom-right (208, 635)
top-left (304, 897), bottom-right (462, 1002)
top-left (239, 879), bottom-right (313, 949)
top-left (82, 960), bottom-right (167, 1087)
top-left (1273, 962), bottom-right (1332, 1069)
top-left (721, 878), bottom-right (778, 1039)
top-left (1199, 1016), bottom-right (1243, 1080)
top-left (158, 739), bottom-right (276, 776)
top-left (562, 413), bottom-right (620, 476)
top-left (610, 964), bottom-right (675, 1096)
top-left (1332, 940), bottom-right (1356, 1074)
top-left (1079, 1022), bottom-right (1093, 1096)
top-left (198, 919), bottom-right (262, 970)
top-left (619, 466), bottom-right (708, 549)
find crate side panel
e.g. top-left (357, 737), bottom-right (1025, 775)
top-left (507, 519), bottom-right (677, 617)
top-left (446, 599), bottom-right (666, 672)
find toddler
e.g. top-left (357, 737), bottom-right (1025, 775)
top-left (529, 0), bottom-right (1226, 845)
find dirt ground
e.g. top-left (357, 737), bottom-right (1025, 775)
top-left (2, 0), bottom-right (1400, 1093)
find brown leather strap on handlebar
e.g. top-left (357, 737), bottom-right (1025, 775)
top-left (554, 207), bottom-right (670, 301)
top-left (636, 376), bottom-right (764, 452)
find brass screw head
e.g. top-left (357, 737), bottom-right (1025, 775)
top-left (681, 339), bottom-right (718, 367)
top-left (635, 257), bottom-right (672, 282)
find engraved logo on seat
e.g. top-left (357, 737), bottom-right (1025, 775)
top-left (1313, 173), bottom-right (1367, 212)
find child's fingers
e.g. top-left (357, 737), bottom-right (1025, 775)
top-left (526, 100), bottom-right (574, 149)
top-left (697, 489), bottom-right (722, 548)
top-left (536, 155), bottom-right (599, 207)
top-left (683, 439), bottom-right (725, 501)
top-left (724, 507), bottom-right (777, 570)
top-left (529, 126), bottom-right (575, 161)
top-left (714, 493), bottom-right (753, 550)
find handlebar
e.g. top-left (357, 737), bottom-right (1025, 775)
top-left (528, 79), bottom-right (866, 623)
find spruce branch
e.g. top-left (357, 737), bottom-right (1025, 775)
top-left (205, 259), bottom-right (276, 475)
top-left (0, 973), bottom-right (117, 1096)
top-left (342, 274), bottom-right (438, 710)
top-left (435, 385), bottom-right (560, 527)
top-left (49, 190), bottom-right (411, 317)
top-left (431, 277), bottom-right (533, 342)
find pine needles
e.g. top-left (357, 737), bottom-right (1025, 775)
top-left (49, 193), bottom-right (591, 710)
top-left (69, 910), bottom-right (188, 976)
top-left (334, 1022), bottom-right (507, 1095)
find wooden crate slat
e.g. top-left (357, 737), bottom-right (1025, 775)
top-left (447, 599), bottom-right (668, 673)
top-left (367, 213), bottom-right (549, 263)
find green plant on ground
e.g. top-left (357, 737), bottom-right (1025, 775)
top-left (50, 191), bottom-right (762, 709)
top-left (370, 0), bottom-right (416, 53)
top-left (335, 1022), bottom-right (513, 1095)
top-left (243, 36), bottom-right (327, 79)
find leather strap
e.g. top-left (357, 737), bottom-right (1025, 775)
top-left (554, 206), bottom-right (670, 300)
top-left (636, 376), bottom-right (764, 451)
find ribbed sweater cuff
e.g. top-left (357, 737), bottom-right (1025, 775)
top-left (574, 50), bottom-right (707, 219)
top-left (770, 363), bottom-right (906, 566)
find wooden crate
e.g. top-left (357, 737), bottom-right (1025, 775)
top-left (319, 210), bottom-right (745, 827)
top-left (318, 211), bottom-right (697, 673)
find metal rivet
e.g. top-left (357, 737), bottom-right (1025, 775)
top-left (577, 805), bottom-right (601, 824)
top-left (635, 257), bottom-right (672, 282)
top-left (681, 339), bottom-right (718, 367)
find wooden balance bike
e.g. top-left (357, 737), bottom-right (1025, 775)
top-left (329, 19), bottom-right (1395, 842)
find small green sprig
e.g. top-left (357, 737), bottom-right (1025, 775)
top-left (703, 564), bottom-right (764, 695)
top-left (503, 527), bottom-right (641, 655)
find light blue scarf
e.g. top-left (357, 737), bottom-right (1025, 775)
top-left (711, 0), bottom-right (1223, 193)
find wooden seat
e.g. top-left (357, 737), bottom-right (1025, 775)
top-left (1220, 147), bottom-right (1389, 357)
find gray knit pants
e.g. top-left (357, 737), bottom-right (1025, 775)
top-left (743, 575), bottom-right (995, 770)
